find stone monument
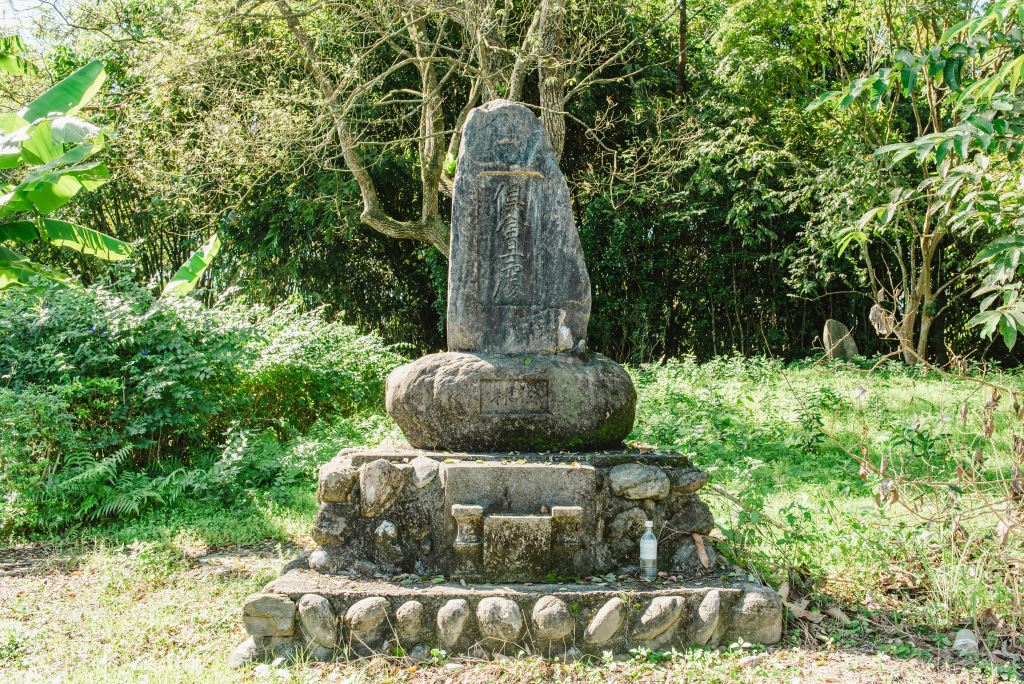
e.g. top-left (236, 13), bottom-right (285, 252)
top-left (230, 101), bottom-right (782, 666)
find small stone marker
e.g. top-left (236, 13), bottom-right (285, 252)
top-left (823, 319), bottom-right (858, 360)
top-left (447, 99), bottom-right (591, 354)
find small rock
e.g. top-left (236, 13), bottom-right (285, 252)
top-left (632, 595), bottom-right (685, 641)
top-left (737, 654), bottom-right (764, 669)
top-left (531, 595), bottom-right (575, 640)
top-left (584, 597), bottom-right (626, 645)
top-left (733, 584), bottom-right (783, 644)
top-left (669, 495), bottom-right (716, 535)
top-left (253, 663), bottom-right (271, 678)
top-left (345, 596), bottom-right (390, 635)
top-left (396, 600), bottom-right (425, 641)
top-left (243, 594), bottom-right (296, 637)
top-left (691, 590), bottom-right (721, 646)
top-left (476, 597), bottom-right (525, 643)
top-left (270, 656), bottom-right (286, 667)
top-left (671, 467), bottom-right (710, 494)
top-left (318, 459), bottom-right (359, 502)
top-left (297, 594), bottom-right (337, 648)
top-left (307, 642), bottom-right (335, 662)
top-left (609, 463), bottom-right (670, 500)
top-left (359, 459), bottom-right (405, 517)
top-left (311, 503), bottom-right (351, 545)
top-left (374, 520), bottom-right (398, 543)
top-left (228, 637), bottom-right (260, 668)
top-left (410, 455), bottom-right (440, 488)
top-left (608, 507), bottom-right (647, 542)
top-left (437, 598), bottom-right (470, 647)
top-left (307, 547), bottom-right (337, 574)
top-left (408, 644), bottom-right (431, 662)
top-left (560, 645), bottom-right (582, 663)
top-left (351, 559), bottom-right (377, 576)
top-left (672, 536), bottom-right (717, 575)
top-left (952, 628), bottom-right (979, 657)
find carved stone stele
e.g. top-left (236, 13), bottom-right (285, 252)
top-left (447, 99), bottom-right (591, 355)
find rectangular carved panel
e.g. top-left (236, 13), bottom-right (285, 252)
top-left (479, 378), bottom-right (550, 416)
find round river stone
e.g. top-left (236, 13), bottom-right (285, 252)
top-left (386, 351), bottom-right (636, 451)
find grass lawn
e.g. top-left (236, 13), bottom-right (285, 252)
top-left (1, 356), bottom-right (1021, 682)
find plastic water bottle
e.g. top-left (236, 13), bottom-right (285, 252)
top-left (640, 520), bottom-right (657, 580)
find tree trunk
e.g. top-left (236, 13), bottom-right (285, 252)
top-left (677, 0), bottom-right (688, 96)
top-left (538, 0), bottom-right (566, 160)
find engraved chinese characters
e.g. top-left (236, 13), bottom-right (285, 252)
top-left (447, 100), bottom-right (591, 354)
top-left (480, 379), bottom-right (549, 415)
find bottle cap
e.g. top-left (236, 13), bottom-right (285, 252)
top-left (644, 520), bottom-right (653, 528)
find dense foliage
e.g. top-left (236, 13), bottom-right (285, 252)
top-left (7, 0), bottom-right (1018, 364)
top-left (0, 279), bottom-right (401, 531)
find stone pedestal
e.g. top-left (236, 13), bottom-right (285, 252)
top-left (306, 447), bottom-right (714, 582)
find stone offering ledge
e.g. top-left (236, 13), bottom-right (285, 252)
top-left (231, 570), bottom-right (783, 666)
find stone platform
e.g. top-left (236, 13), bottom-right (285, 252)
top-left (233, 567), bottom-right (783, 665)
top-left (308, 447), bottom-right (717, 582)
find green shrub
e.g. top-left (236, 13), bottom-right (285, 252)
top-left (0, 282), bottom-right (404, 532)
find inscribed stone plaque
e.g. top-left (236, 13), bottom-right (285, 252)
top-left (447, 100), bottom-right (591, 354)
top-left (479, 378), bottom-right (550, 416)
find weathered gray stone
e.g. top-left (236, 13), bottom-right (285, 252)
top-left (297, 594), bottom-right (337, 648)
top-left (672, 536), bottom-right (717, 575)
top-left (307, 546), bottom-right (344, 574)
top-left (632, 596), bottom-right (685, 641)
top-left (670, 495), bottom-right (716, 535)
top-left (318, 458), bottom-right (358, 502)
top-left (447, 99), bottom-right (590, 355)
top-left (731, 585), bottom-right (783, 644)
top-left (359, 459), bottom-right (405, 517)
top-left (476, 596), bottom-right (525, 643)
top-left (561, 645), bottom-right (583, 662)
top-left (312, 503), bottom-right (350, 545)
top-left (823, 319), bottom-right (859, 360)
top-left (409, 455), bottom-right (440, 488)
top-left (228, 637), bottom-right (260, 668)
top-left (690, 589), bottom-right (721, 646)
top-left (253, 635), bottom-right (296, 660)
top-left (243, 594), bottom-right (295, 637)
top-left (407, 644), bottom-right (432, 662)
top-left (345, 596), bottom-right (390, 635)
top-left (609, 463), bottom-right (670, 500)
top-left (386, 352), bottom-right (635, 451)
top-left (671, 467), bottom-right (710, 495)
top-left (608, 507), bottom-right (647, 542)
top-left (374, 520), bottom-right (401, 563)
top-left (583, 597), bottom-right (626, 645)
top-left (531, 596), bottom-right (575, 641)
top-left (396, 600), bottom-right (425, 641)
top-left (307, 642), bottom-right (336, 662)
top-left (437, 599), bottom-right (470, 647)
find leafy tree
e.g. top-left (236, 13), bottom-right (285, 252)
top-left (0, 42), bottom-right (131, 287)
top-left (806, 0), bottom-right (1024, 361)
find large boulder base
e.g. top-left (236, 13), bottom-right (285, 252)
top-left (386, 351), bottom-right (635, 451)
